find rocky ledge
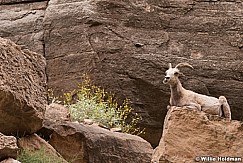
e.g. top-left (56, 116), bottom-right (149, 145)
top-left (152, 106), bottom-right (243, 163)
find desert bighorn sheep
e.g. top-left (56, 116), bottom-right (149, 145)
top-left (151, 63), bottom-right (232, 163)
top-left (163, 62), bottom-right (231, 121)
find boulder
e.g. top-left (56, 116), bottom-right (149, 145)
top-left (0, 133), bottom-right (18, 161)
top-left (43, 0), bottom-right (243, 146)
top-left (152, 106), bottom-right (243, 163)
top-left (0, 37), bottom-right (46, 136)
top-left (37, 103), bottom-right (70, 140)
top-left (48, 122), bottom-right (153, 163)
top-left (38, 103), bottom-right (152, 162)
top-left (44, 103), bottom-right (70, 123)
top-left (17, 133), bottom-right (68, 163)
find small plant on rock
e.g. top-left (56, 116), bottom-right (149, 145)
top-left (64, 75), bottom-right (145, 135)
top-left (47, 88), bottom-right (61, 104)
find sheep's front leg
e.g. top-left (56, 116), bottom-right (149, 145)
top-left (219, 96), bottom-right (231, 121)
top-left (185, 102), bottom-right (201, 111)
top-left (151, 145), bottom-right (164, 163)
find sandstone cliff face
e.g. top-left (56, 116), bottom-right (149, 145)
top-left (1, 0), bottom-right (243, 146)
top-left (152, 107), bottom-right (243, 163)
top-left (44, 0), bottom-right (243, 146)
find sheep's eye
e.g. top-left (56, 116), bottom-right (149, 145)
top-left (174, 72), bottom-right (179, 75)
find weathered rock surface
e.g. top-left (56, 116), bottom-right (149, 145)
top-left (43, 0), bottom-right (243, 146)
top-left (48, 122), bottom-right (153, 163)
top-left (18, 133), bottom-right (68, 163)
top-left (44, 103), bottom-right (70, 123)
top-left (0, 133), bottom-right (18, 161)
top-left (0, 0), bottom-right (47, 54)
top-left (152, 106), bottom-right (243, 163)
top-left (0, 37), bottom-right (46, 135)
top-left (1, 0), bottom-right (243, 146)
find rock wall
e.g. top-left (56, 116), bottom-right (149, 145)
top-left (0, 0), bottom-right (242, 146)
top-left (0, 0), bottom-right (48, 54)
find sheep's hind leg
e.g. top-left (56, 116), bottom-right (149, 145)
top-left (151, 146), bottom-right (163, 163)
top-left (219, 96), bottom-right (231, 121)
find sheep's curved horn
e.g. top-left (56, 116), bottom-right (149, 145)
top-left (175, 63), bottom-right (193, 69)
top-left (168, 63), bottom-right (172, 68)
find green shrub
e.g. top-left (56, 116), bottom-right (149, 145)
top-left (63, 75), bottom-right (145, 135)
top-left (17, 148), bottom-right (65, 163)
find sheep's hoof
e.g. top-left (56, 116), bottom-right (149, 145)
top-left (151, 159), bottom-right (158, 163)
top-left (225, 118), bottom-right (231, 122)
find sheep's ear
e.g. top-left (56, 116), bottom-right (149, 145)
top-left (179, 72), bottom-right (185, 76)
top-left (175, 63), bottom-right (193, 69)
top-left (168, 63), bottom-right (172, 68)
